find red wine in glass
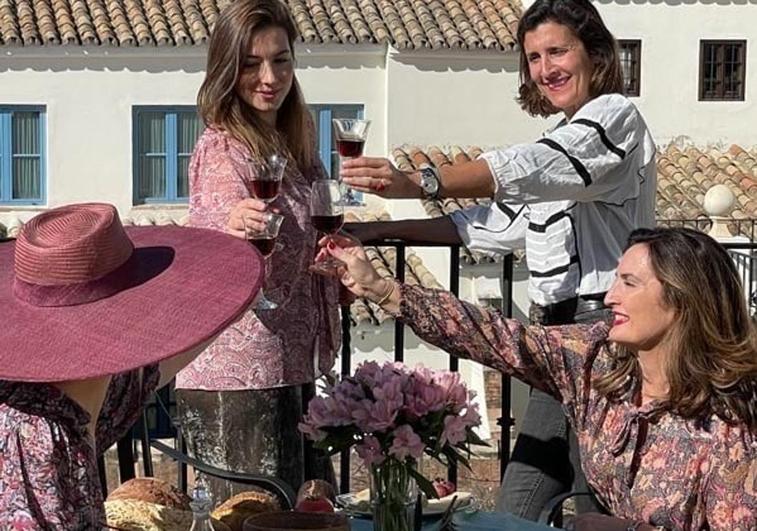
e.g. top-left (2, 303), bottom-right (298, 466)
top-left (251, 179), bottom-right (281, 202)
top-left (336, 138), bottom-right (365, 158)
top-left (312, 214), bottom-right (344, 234)
top-left (250, 236), bottom-right (276, 256)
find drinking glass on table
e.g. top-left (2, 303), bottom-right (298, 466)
top-left (245, 212), bottom-right (285, 310)
top-left (332, 118), bottom-right (371, 206)
top-left (309, 179), bottom-right (345, 274)
top-left (247, 153), bottom-right (287, 204)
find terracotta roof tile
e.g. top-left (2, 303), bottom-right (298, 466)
top-left (0, 0), bottom-right (522, 49)
top-left (397, 143), bottom-right (757, 242)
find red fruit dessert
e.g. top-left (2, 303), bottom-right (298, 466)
top-left (295, 497), bottom-right (335, 513)
top-left (432, 478), bottom-right (456, 498)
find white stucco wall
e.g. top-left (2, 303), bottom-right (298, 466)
top-left (0, 48), bottom-right (206, 221)
top-left (598, 0), bottom-right (757, 146)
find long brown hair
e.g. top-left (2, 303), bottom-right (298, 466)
top-left (516, 0), bottom-right (624, 118)
top-left (197, 0), bottom-right (314, 170)
top-left (595, 228), bottom-right (757, 431)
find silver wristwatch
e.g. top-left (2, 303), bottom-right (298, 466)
top-left (418, 164), bottom-right (441, 199)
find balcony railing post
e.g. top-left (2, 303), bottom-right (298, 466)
top-left (339, 305), bottom-right (353, 494)
top-left (498, 253), bottom-right (515, 480)
top-left (394, 243), bottom-right (406, 363)
top-left (447, 245), bottom-right (460, 486)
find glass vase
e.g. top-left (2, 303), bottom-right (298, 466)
top-left (369, 458), bottom-right (417, 531)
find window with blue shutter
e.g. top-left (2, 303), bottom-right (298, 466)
top-left (133, 106), bottom-right (204, 204)
top-left (0, 107), bottom-right (45, 205)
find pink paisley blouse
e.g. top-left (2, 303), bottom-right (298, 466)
top-left (398, 284), bottom-right (756, 531)
top-left (0, 366), bottom-right (160, 529)
top-left (175, 128), bottom-right (340, 391)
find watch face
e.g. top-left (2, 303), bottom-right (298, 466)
top-left (422, 168), bottom-right (439, 195)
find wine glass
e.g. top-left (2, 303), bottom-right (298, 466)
top-left (310, 180), bottom-right (345, 274)
top-left (248, 154), bottom-right (287, 204)
top-left (332, 118), bottom-right (371, 206)
top-left (245, 212), bottom-right (285, 310)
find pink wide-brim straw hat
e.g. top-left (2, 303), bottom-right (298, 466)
top-left (0, 203), bottom-right (264, 382)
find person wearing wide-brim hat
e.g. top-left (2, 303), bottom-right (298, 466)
top-left (0, 203), bottom-right (264, 529)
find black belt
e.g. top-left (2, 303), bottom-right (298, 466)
top-left (530, 293), bottom-right (608, 326)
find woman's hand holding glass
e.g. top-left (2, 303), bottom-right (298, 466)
top-left (312, 233), bottom-right (400, 312)
top-left (339, 156), bottom-right (419, 199)
top-left (227, 198), bottom-right (272, 239)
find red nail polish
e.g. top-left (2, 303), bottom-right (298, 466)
top-left (328, 242), bottom-right (335, 250)
top-left (377, 182), bottom-right (386, 192)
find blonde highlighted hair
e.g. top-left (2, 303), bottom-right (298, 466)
top-left (595, 228), bottom-right (757, 431)
top-left (197, 0), bottom-right (314, 170)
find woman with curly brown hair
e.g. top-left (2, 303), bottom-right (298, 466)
top-left (315, 226), bottom-right (757, 530)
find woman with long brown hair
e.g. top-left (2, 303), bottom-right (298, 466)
top-left (315, 226), bottom-right (757, 530)
top-left (175, 0), bottom-right (340, 502)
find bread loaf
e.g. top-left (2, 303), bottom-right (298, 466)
top-left (105, 499), bottom-right (232, 531)
top-left (107, 478), bottom-right (192, 510)
top-left (211, 491), bottom-right (281, 531)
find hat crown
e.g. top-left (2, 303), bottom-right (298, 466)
top-left (14, 203), bottom-right (133, 286)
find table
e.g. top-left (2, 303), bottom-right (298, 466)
top-left (349, 511), bottom-right (557, 531)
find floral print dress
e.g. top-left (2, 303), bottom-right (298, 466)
top-left (0, 366), bottom-right (160, 529)
top-left (397, 284), bottom-right (756, 530)
top-left (175, 127), bottom-right (340, 391)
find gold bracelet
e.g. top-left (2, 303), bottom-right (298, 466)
top-left (375, 279), bottom-right (396, 307)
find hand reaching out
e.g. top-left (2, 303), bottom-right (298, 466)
top-left (312, 233), bottom-right (398, 309)
top-left (340, 157), bottom-right (421, 199)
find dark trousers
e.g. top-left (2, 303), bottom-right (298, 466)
top-left (496, 297), bottom-right (610, 521)
top-left (176, 384), bottom-right (334, 506)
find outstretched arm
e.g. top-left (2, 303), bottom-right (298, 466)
top-left (340, 157), bottom-right (494, 199)
top-left (319, 234), bottom-right (605, 402)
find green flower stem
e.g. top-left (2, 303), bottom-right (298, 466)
top-left (370, 458), bottom-right (416, 531)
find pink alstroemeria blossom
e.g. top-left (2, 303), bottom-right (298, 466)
top-left (436, 372), bottom-right (468, 413)
top-left (440, 414), bottom-right (467, 446)
top-left (298, 421), bottom-right (326, 442)
top-left (389, 425), bottom-right (425, 461)
top-left (352, 397), bottom-right (398, 433)
top-left (356, 435), bottom-right (385, 467)
top-left (305, 395), bottom-right (353, 428)
top-left (405, 377), bottom-right (446, 419)
top-left (462, 403), bottom-right (482, 428)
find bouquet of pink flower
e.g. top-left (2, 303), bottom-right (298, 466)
top-left (299, 361), bottom-right (487, 500)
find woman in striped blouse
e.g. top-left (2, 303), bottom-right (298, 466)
top-left (341, 0), bottom-right (656, 521)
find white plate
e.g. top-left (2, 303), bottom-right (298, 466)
top-left (336, 490), bottom-right (473, 517)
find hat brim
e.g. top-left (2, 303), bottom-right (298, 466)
top-left (0, 226), bottom-right (264, 382)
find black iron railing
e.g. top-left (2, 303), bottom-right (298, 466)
top-left (658, 218), bottom-right (757, 242)
top-left (723, 242), bottom-right (757, 314)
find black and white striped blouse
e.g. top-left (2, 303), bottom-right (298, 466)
top-left (451, 94), bottom-right (657, 306)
